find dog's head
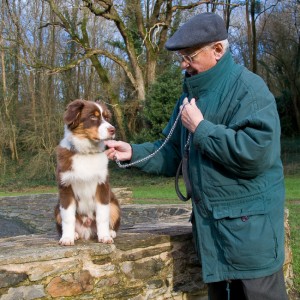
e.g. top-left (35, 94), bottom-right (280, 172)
top-left (64, 99), bottom-right (115, 142)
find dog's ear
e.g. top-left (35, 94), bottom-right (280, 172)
top-left (64, 99), bottom-right (86, 129)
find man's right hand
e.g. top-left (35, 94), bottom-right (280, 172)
top-left (104, 140), bottom-right (132, 161)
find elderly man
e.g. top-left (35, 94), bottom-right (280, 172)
top-left (106, 13), bottom-right (288, 300)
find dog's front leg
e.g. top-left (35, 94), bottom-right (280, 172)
top-left (96, 203), bottom-right (113, 244)
top-left (59, 202), bottom-right (76, 246)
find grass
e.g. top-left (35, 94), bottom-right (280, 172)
top-left (285, 176), bottom-right (300, 199)
top-left (0, 186), bottom-right (57, 197)
top-left (286, 199), bottom-right (300, 295)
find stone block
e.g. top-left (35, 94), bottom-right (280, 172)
top-left (0, 270), bottom-right (27, 288)
top-left (0, 285), bottom-right (45, 300)
top-left (46, 271), bottom-right (93, 297)
top-left (112, 187), bottom-right (133, 204)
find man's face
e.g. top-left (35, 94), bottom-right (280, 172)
top-left (177, 43), bottom-right (223, 76)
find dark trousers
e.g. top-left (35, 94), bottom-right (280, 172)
top-left (208, 269), bottom-right (289, 300)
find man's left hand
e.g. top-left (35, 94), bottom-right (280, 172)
top-left (180, 97), bottom-right (204, 133)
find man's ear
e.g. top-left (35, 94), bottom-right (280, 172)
top-left (64, 99), bottom-right (86, 129)
top-left (214, 42), bottom-right (224, 61)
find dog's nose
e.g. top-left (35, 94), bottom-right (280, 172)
top-left (108, 126), bottom-right (115, 136)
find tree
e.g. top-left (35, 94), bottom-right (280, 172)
top-left (0, 0), bottom-right (19, 161)
top-left (34, 0), bottom-right (242, 137)
top-left (138, 64), bottom-right (182, 142)
top-left (1, 0), bottom-right (299, 186)
top-left (259, 0), bottom-right (300, 134)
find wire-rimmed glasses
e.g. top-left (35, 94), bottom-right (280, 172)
top-left (174, 45), bottom-right (211, 64)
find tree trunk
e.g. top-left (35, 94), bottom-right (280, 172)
top-left (223, 0), bottom-right (231, 31)
top-left (291, 92), bottom-right (300, 132)
top-left (0, 36), bottom-right (19, 161)
top-left (251, 0), bottom-right (257, 73)
top-left (245, 0), bottom-right (253, 70)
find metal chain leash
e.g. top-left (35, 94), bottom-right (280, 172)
top-left (115, 103), bottom-right (191, 168)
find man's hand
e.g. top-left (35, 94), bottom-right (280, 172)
top-left (180, 97), bottom-right (204, 132)
top-left (104, 140), bottom-right (132, 161)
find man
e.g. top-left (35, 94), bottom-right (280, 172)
top-left (105, 13), bottom-right (288, 300)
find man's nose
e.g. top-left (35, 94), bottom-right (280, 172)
top-left (180, 60), bottom-right (190, 69)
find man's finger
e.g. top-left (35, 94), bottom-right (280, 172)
top-left (104, 140), bottom-right (117, 148)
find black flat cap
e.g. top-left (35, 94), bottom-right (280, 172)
top-left (165, 12), bottom-right (228, 51)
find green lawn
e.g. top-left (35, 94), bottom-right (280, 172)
top-left (285, 176), bottom-right (300, 199)
top-left (284, 176), bottom-right (300, 296)
top-left (0, 186), bottom-right (57, 197)
top-left (286, 199), bottom-right (300, 295)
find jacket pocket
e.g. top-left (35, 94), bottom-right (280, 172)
top-left (212, 200), bottom-right (277, 270)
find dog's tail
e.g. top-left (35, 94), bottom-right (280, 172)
top-left (54, 203), bottom-right (63, 235)
top-left (110, 192), bottom-right (121, 231)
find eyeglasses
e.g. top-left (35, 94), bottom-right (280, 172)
top-left (175, 45), bottom-right (211, 64)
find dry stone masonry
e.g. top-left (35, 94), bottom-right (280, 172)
top-left (0, 191), bottom-right (294, 300)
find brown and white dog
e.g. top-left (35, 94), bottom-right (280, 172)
top-left (55, 99), bottom-right (120, 246)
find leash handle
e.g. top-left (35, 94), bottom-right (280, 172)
top-left (175, 148), bottom-right (192, 202)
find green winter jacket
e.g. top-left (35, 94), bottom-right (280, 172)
top-left (130, 51), bottom-right (285, 283)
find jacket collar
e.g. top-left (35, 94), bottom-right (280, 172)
top-left (183, 50), bottom-right (234, 97)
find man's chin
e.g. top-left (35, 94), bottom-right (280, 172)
top-left (186, 70), bottom-right (198, 76)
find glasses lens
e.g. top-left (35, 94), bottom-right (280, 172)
top-left (174, 53), bottom-right (192, 63)
top-left (183, 55), bottom-right (192, 64)
top-left (174, 53), bottom-right (182, 62)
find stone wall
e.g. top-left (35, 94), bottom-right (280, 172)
top-left (0, 193), bottom-right (294, 300)
top-left (0, 229), bottom-right (206, 299)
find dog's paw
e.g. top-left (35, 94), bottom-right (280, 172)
top-left (110, 230), bottom-right (117, 239)
top-left (59, 236), bottom-right (75, 246)
top-left (98, 235), bottom-right (114, 244)
top-left (75, 232), bottom-right (80, 240)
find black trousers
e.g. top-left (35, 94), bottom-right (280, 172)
top-left (208, 269), bottom-right (289, 300)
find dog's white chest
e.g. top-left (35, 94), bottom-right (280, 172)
top-left (60, 153), bottom-right (108, 186)
top-left (60, 153), bottom-right (109, 216)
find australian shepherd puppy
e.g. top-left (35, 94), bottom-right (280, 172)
top-left (55, 99), bottom-right (120, 246)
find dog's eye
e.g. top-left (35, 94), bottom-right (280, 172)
top-left (102, 113), bottom-right (110, 121)
top-left (90, 116), bottom-right (98, 121)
